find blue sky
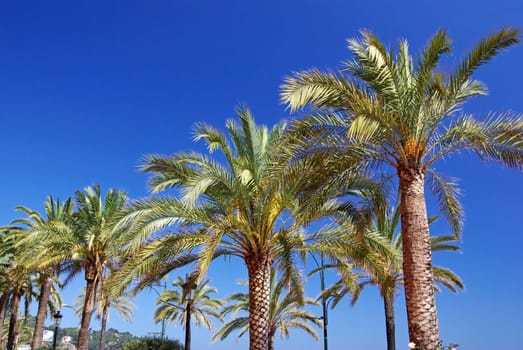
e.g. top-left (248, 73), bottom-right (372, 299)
top-left (1, 1), bottom-right (522, 349)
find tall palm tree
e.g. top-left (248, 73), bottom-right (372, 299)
top-left (155, 277), bottom-right (223, 350)
top-left (324, 205), bottom-right (464, 350)
top-left (280, 28), bottom-right (522, 349)
top-left (7, 196), bottom-right (74, 350)
top-left (22, 185), bottom-right (130, 350)
top-left (114, 108), bottom-right (371, 350)
top-left (213, 271), bottom-right (321, 350)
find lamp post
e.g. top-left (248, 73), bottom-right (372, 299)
top-left (149, 279), bottom-right (168, 341)
top-left (310, 253), bottom-right (331, 350)
top-left (159, 281), bottom-right (167, 341)
top-left (320, 294), bottom-right (339, 350)
top-left (52, 310), bottom-right (63, 350)
top-left (183, 281), bottom-right (197, 350)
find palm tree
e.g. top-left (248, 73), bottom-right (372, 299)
top-left (97, 291), bottom-right (134, 350)
top-left (213, 271), bottom-right (320, 350)
top-left (5, 275), bottom-right (27, 350)
top-left (74, 285), bottom-right (135, 350)
top-left (0, 244), bottom-right (13, 348)
top-left (154, 277), bottom-right (223, 350)
top-left (280, 28), bottom-right (522, 349)
top-left (0, 227), bottom-right (37, 350)
top-left (22, 185), bottom-right (130, 350)
top-left (114, 108), bottom-right (370, 350)
top-left (7, 196), bottom-right (74, 350)
top-left (324, 204), bottom-right (464, 350)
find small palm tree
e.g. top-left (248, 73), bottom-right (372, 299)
top-left (213, 271), bottom-right (320, 350)
top-left (74, 286), bottom-right (135, 350)
top-left (154, 277), bottom-right (223, 350)
top-left (280, 28), bottom-right (522, 349)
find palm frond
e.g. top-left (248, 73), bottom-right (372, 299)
top-left (427, 170), bottom-right (463, 237)
top-left (450, 27), bottom-right (520, 98)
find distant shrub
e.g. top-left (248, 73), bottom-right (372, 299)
top-left (121, 336), bottom-right (183, 350)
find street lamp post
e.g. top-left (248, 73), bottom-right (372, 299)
top-left (183, 282), bottom-right (197, 350)
top-left (52, 310), bottom-right (63, 350)
top-left (160, 281), bottom-right (167, 341)
top-left (149, 280), bottom-right (168, 341)
top-left (310, 253), bottom-right (330, 350)
top-left (321, 294), bottom-right (339, 350)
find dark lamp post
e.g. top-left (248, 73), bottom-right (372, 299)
top-left (310, 253), bottom-right (340, 350)
top-left (52, 310), bottom-right (63, 349)
top-left (184, 283), bottom-right (197, 350)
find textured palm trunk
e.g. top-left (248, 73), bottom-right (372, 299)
top-left (77, 268), bottom-right (97, 350)
top-left (31, 269), bottom-right (54, 350)
top-left (383, 292), bottom-right (396, 350)
top-left (99, 303), bottom-right (109, 350)
top-left (0, 293), bottom-right (9, 348)
top-left (246, 253), bottom-right (272, 350)
top-left (6, 288), bottom-right (22, 350)
top-left (399, 168), bottom-right (441, 350)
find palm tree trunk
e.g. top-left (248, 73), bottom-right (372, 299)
top-left (0, 293), bottom-right (9, 349)
top-left (268, 329), bottom-right (276, 350)
top-left (246, 253), bottom-right (272, 350)
top-left (31, 269), bottom-right (54, 350)
top-left (399, 168), bottom-right (441, 350)
top-left (6, 288), bottom-right (23, 350)
top-left (383, 293), bottom-right (396, 350)
top-left (77, 270), bottom-right (97, 350)
top-left (99, 303), bottom-right (109, 350)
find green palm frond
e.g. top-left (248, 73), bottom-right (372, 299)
top-left (280, 69), bottom-right (370, 113)
top-left (433, 266), bottom-right (465, 293)
top-left (415, 29), bottom-right (452, 92)
top-left (427, 170), bottom-right (463, 237)
top-left (430, 235), bottom-right (462, 253)
top-left (212, 317), bottom-right (250, 342)
top-left (449, 27), bottom-right (520, 99)
top-left (344, 30), bottom-right (399, 102)
top-left (74, 287), bottom-right (135, 322)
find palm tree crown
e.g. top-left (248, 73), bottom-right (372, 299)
top-left (154, 277), bottom-right (223, 331)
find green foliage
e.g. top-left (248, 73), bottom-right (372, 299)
top-left (43, 327), bottom-right (145, 350)
top-left (121, 336), bottom-right (183, 350)
top-left (2, 314), bottom-right (35, 345)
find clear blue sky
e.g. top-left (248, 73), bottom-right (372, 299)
top-left (1, 1), bottom-right (522, 349)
